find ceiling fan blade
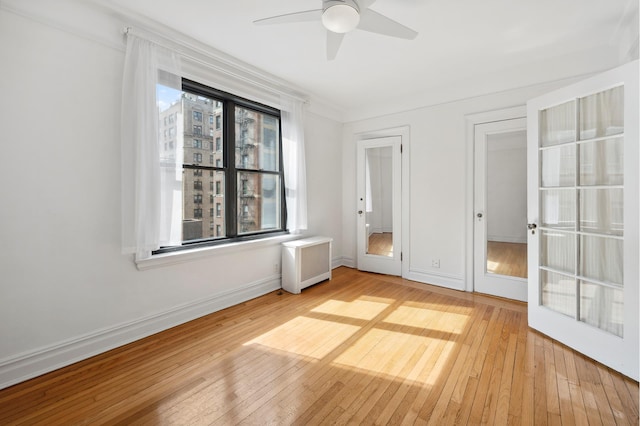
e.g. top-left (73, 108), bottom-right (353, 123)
top-left (358, 9), bottom-right (418, 40)
top-left (358, 0), bottom-right (377, 9)
top-left (327, 31), bottom-right (345, 60)
top-left (254, 9), bottom-right (322, 26)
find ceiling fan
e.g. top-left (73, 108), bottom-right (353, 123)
top-left (254, 0), bottom-right (418, 60)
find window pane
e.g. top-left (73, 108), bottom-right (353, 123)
top-left (579, 235), bottom-right (622, 285)
top-left (579, 138), bottom-right (623, 186)
top-left (579, 188), bottom-right (623, 236)
top-left (541, 189), bottom-right (575, 230)
top-left (541, 270), bottom-right (576, 318)
top-left (541, 144), bottom-right (575, 188)
top-left (235, 107), bottom-right (280, 171)
top-left (579, 86), bottom-right (624, 140)
top-left (541, 230), bottom-right (575, 274)
top-left (540, 100), bottom-right (576, 147)
top-left (183, 92), bottom-right (223, 166)
top-left (237, 172), bottom-right (281, 234)
top-left (580, 281), bottom-right (623, 337)
top-left (181, 169), bottom-right (225, 242)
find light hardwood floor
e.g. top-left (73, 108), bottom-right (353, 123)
top-left (487, 241), bottom-right (528, 279)
top-left (368, 232), bottom-right (393, 257)
top-left (0, 267), bottom-right (637, 425)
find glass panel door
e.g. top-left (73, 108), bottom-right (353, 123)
top-left (527, 60), bottom-right (638, 380)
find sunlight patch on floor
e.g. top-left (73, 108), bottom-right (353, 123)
top-left (311, 298), bottom-right (390, 320)
top-left (383, 305), bottom-right (468, 334)
top-left (244, 316), bottom-right (360, 358)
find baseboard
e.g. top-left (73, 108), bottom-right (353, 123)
top-left (0, 275), bottom-right (281, 391)
top-left (340, 256), bottom-right (356, 268)
top-left (405, 268), bottom-right (465, 291)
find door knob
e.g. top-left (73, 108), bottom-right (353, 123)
top-left (477, 213), bottom-right (483, 218)
top-left (358, 210), bottom-right (363, 215)
top-left (528, 223), bottom-right (537, 234)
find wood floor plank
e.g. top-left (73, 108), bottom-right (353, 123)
top-left (0, 267), bottom-right (636, 425)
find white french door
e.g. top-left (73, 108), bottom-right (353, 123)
top-left (356, 137), bottom-right (402, 276)
top-left (527, 60), bottom-right (638, 379)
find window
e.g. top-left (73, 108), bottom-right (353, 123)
top-left (155, 78), bottom-right (285, 252)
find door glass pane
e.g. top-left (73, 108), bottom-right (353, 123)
top-left (541, 189), bottom-right (575, 230)
top-left (485, 130), bottom-right (527, 278)
top-left (541, 270), bottom-right (576, 317)
top-left (579, 235), bottom-right (623, 285)
top-left (580, 281), bottom-right (623, 337)
top-left (540, 100), bottom-right (576, 147)
top-left (541, 145), bottom-right (575, 187)
top-left (365, 146), bottom-right (393, 257)
top-left (579, 189), bottom-right (623, 236)
top-left (541, 230), bottom-right (575, 273)
top-left (579, 138), bottom-right (623, 186)
top-left (579, 86), bottom-right (624, 140)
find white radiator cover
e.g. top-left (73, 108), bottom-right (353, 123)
top-left (281, 237), bottom-right (332, 294)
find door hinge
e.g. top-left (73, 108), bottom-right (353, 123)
top-left (400, 144), bottom-right (403, 153)
top-left (401, 252), bottom-right (403, 261)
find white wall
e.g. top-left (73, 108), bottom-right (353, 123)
top-left (486, 131), bottom-right (528, 244)
top-left (342, 78), bottom-right (590, 290)
top-left (0, 2), bottom-right (343, 389)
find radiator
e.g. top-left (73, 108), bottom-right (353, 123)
top-left (281, 236), bottom-right (332, 294)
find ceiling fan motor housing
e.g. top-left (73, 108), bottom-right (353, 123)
top-left (322, 0), bottom-right (360, 33)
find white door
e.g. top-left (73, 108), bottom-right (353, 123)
top-left (474, 118), bottom-right (528, 301)
top-left (356, 136), bottom-right (402, 276)
top-left (527, 60), bottom-right (638, 380)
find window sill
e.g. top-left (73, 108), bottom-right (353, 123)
top-left (135, 234), bottom-right (302, 271)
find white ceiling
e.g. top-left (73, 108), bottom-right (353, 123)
top-left (107, 0), bottom-right (637, 119)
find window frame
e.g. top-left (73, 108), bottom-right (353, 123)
top-left (154, 78), bottom-right (287, 255)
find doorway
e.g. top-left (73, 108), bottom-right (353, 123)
top-left (356, 136), bottom-right (402, 276)
top-left (473, 117), bottom-right (528, 301)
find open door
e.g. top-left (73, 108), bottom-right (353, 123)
top-left (356, 136), bottom-right (402, 276)
top-left (527, 60), bottom-right (638, 379)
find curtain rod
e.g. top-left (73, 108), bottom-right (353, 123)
top-left (123, 26), bottom-right (309, 105)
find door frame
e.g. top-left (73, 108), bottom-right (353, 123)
top-left (354, 126), bottom-right (410, 278)
top-left (465, 106), bottom-right (527, 292)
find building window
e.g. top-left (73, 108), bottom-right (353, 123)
top-left (154, 78), bottom-right (285, 252)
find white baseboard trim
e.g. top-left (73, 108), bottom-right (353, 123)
top-left (340, 257), bottom-right (356, 268)
top-left (0, 275), bottom-right (281, 391)
top-left (405, 268), bottom-right (465, 291)
top-left (331, 256), bottom-right (345, 269)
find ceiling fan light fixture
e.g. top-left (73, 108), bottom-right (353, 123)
top-left (322, 2), bottom-right (360, 33)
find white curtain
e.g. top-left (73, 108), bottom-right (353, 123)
top-left (121, 34), bottom-right (182, 259)
top-left (280, 96), bottom-right (308, 233)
